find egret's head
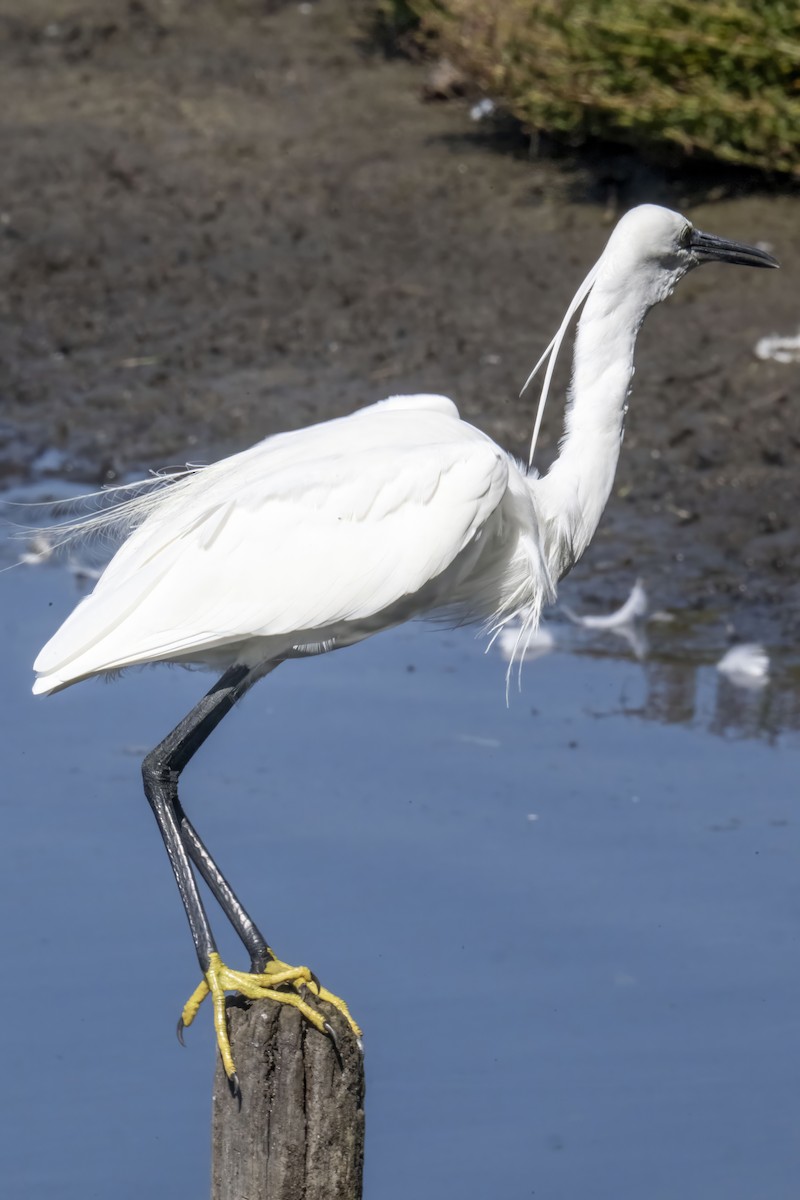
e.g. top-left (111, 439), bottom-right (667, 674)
top-left (522, 204), bottom-right (777, 467)
top-left (602, 204), bottom-right (778, 303)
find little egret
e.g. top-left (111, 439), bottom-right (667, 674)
top-left (33, 205), bottom-right (777, 1086)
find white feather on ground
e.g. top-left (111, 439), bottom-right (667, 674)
top-left (562, 579), bottom-right (647, 629)
top-left (716, 644), bottom-right (770, 689)
top-left (754, 331), bottom-right (800, 364)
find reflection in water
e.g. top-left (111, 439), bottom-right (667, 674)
top-left (707, 672), bottom-right (781, 743)
top-left (496, 606), bottom-right (794, 745)
top-left (640, 658), bottom-right (697, 728)
top-left (593, 651), bottom-right (796, 745)
top-left (497, 576), bottom-right (793, 745)
top-left (608, 621), bottom-right (649, 661)
top-left (496, 621), bottom-right (556, 663)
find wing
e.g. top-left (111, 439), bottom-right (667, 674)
top-left (34, 397), bottom-right (509, 689)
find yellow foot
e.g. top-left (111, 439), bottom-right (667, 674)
top-left (179, 951), bottom-right (362, 1081)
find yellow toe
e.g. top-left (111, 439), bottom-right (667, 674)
top-left (180, 951), bottom-right (361, 1079)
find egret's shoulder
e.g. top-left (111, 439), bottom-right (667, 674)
top-left (369, 393), bottom-right (460, 418)
top-left (226, 393), bottom-right (479, 483)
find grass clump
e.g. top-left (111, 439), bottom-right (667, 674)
top-left (395, 0), bottom-right (800, 175)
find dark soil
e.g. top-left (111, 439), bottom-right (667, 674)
top-left (2, 0), bottom-right (799, 646)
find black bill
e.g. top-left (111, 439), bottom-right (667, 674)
top-left (691, 229), bottom-right (779, 269)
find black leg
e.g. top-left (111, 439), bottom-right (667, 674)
top-left (175, 799), bottom-right (270, 971)
top-left (141, 665), bottom-right (255, 978)
top-left (140, 661), bottom-right (359, 1082)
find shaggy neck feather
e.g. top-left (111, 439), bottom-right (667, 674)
top-left (529, 265), bottom-right (670, 582)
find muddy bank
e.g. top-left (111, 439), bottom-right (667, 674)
top-left (2, 0), bottom-right (799, 644)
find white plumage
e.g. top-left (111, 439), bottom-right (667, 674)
top-left (33, 394), bottom-right (550, 691)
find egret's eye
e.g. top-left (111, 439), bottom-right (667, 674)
top-left (679, 224), bottom-right (693, 249)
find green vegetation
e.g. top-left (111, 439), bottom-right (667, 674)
top-left (393, 0), bottom-right (800, 175)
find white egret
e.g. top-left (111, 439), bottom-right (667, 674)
top-left (32, 205), bottom-right (778, 1086)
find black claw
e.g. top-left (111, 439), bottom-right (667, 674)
top-left (324, 1019), bottom-right (343, 1069)
top-left (309, 970), bottom-right (322, 995)
top-left (227, 1072), bottom-right (242, 1105)
top-left (176, 1017), bottom-right (186, 1047)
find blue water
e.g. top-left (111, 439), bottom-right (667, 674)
top-left (2, 562), bottom-right (799, 1199)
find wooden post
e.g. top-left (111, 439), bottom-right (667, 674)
top-left (211, 999), bottom-right (365, 1200)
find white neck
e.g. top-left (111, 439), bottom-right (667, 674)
top-left (529, 268), bottom-right (658, 582)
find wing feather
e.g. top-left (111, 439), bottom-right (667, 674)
top-left (34, 400), bottom-right (509, 687)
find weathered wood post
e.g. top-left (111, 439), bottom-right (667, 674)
top-left (211, 999), bottom-right (365, 1200)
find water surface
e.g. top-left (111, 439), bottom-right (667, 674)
top-left (2, 563), bottom-right (799, 1199)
